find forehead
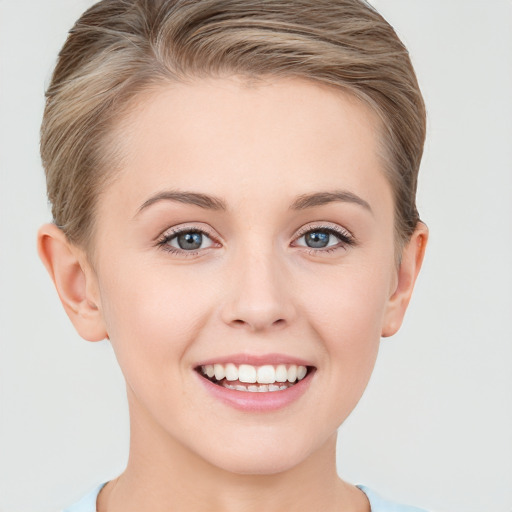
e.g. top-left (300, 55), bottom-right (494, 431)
top-left (102, 76), bottom-right (391, 218)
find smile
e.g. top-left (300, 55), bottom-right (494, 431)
top-left (197, 363), bottom-right (310, 392)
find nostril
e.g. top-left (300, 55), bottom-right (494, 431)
top-left (230, 317), bottom-right (286, 330)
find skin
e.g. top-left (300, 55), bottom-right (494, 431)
top-left (38, 77), bottom-right (427, 512)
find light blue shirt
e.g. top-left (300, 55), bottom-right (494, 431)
top-left (63, 482), bottom-right (429, 511)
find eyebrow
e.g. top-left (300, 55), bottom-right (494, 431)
top-left (137, 190), bottom-right (228, 215)
top-left (290, 190), bottom-right (372, 214)
top-left (136, 188), bottom-right (372, 216)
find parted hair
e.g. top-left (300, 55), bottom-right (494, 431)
top-left (41, 0), bottom-right (426, 250)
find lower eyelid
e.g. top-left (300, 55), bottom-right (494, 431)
top-left (160, 245), bottom-right (201, 256)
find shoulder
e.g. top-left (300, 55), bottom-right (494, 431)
top-left (62, 483), bottom-right (106, 512)
top-left (357, 485), bottom-right (430, 512)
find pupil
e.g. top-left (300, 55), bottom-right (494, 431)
top-left (178, 232), bottom-right (202, 250)
top-left (305, 231), bottom-right (329, 248)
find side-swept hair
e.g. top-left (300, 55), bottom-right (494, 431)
top-left (41, 0), bottom-right (426, 250)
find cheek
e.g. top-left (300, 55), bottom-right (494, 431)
top-left (298, 260), bottom-right (391, 387)
top-left (303, 261), bottom-right (390, 335)
top-left (96, 260), bottom-right (218, 381)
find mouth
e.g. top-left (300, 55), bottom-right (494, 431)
top-left (195, 363), bottom-right (314, 393)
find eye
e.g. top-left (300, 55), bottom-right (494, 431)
top-left (293, 225), bottom-right (355, 252)
top-left (157, 227), bottom-right (216, 255)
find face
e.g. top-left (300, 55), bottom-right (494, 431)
top-left (88, 77), bottom-right (399, 474)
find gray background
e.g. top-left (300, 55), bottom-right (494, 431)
top-left (1, 1), bottom-right (511, 511)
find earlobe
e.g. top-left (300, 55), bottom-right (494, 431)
top-left (381, 222), bottom-right (428, 338)
top-left (37, 223), bottom-right (107, 342)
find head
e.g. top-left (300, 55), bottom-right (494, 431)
top-left (38, 0), bottom-right (428, 476)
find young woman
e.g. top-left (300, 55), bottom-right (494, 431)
top-left (38, 1), bottom-right (429, 510)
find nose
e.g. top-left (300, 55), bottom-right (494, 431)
top-left (220, 246), bottom-right (297, 332)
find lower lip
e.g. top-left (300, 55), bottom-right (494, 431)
top-left (195, 370), bottom-right (315, 412)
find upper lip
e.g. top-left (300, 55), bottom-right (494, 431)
top-left (194, 353), bottom-right (315, 368)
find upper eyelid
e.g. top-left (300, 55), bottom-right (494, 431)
top-left (156, 223), bottom-right (218, 242)
top-left (296, 224), bottom-right (347, 235)
top-left (294, 222), bottom-right (354, 239)
top-left (158, 222), bottom-right (350, 234)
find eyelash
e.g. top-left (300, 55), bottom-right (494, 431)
top-left (156, 224), bottom-right (355, 257)
top-left (293, 224), bottom-right (355, 255)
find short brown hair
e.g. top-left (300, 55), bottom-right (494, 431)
top-left (41, 0), bottom-right (426, 250)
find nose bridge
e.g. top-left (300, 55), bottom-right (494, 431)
top-left (221, 238), bottom-right (295, 332)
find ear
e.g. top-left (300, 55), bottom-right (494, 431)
top-left (37, 223), bottom-right (107, 342)
top-left (381, 222), bottom-right (428, 338)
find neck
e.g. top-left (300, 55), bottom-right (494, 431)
top-left (98, 391), bottom-right (369, 512)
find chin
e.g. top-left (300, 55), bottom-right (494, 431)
top-left (211, 454), bottom-right (305, 476)
top-left (194, 432), bottom-right (322, 476)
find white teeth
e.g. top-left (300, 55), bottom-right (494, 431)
top-left (205, 365), bottom-right (215, 378)
top-left (275, 364), bottom-right (288, 382)
top-left (201, 363), bottom-right (309, 386)
top-left (257, 365), bottom-right (276, 384)
top-left (238, 364), bottom-right (257, 383)
top-left (287, 365), bottom-right (297, 382)
top-left (214, 364), bottom-right (225, 381)
top-left (225, 363), bottom-right (238, 381)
